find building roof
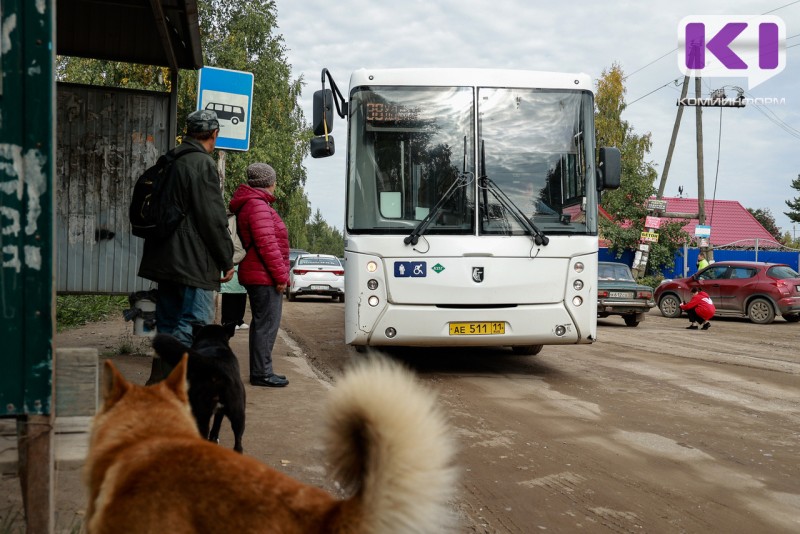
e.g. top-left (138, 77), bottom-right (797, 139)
top-left (657, 197), bottom-right (781, 248)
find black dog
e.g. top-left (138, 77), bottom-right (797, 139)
top-left (152, 324), bottom-right (246, 453)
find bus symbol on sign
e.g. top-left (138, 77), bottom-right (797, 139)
top-left (394, 261), bottom-right (426, 277)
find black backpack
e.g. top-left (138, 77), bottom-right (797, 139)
top-left (129, 147), bottom-right (204, 240)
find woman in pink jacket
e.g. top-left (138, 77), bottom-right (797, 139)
top-left (680, 286), bottom-right (716, 330)
top-left (229, 163), bottom-right (290, 387)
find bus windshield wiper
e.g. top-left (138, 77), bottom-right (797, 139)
top-left (404, 172), bottom-right (470, 246)
top-left (405, 136), bottom-right (470, 246)
top-left (480, 141), bottom-right (549, 246)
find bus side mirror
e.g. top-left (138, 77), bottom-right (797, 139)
top-left (313, 89), bottom-right (334, 136)
top-left (310, 135), bottom-right (335, 158)
top-left (597, 147), bottom-right (621, 190)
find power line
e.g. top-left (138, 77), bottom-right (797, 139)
top-left (623, 49), bottom-right (677, 81)
top-left (762, 0), bottom-right (800, 14)
top-left (628, 78), bottom-right (682, 106)
top-left (624, 2), bottom-right (800, 80)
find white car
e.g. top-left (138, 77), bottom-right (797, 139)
top-left (287, 254), bottom-right (345, 302)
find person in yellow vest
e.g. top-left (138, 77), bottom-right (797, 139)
top-left (697, 252), bottom-right (709, 271)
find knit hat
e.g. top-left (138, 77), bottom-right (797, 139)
top-left (247, 163), bottom-right (277, 188)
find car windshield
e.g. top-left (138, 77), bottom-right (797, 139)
top-left (767, 265), bottom-right (799, 279)
top-left (297, 257), bottom-right (341, 267)
top-left (599, 264), bottom-right (635, 282)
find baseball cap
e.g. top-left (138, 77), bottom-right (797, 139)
top-left (187, 110), bottom-right (222, 133)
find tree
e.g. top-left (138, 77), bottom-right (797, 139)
top-left (747, 207), bottom-right (782, 241)
top-left (785, 174), bottom-right (800, 224)
top-left (184, 0), bottom-right (312, 246)
top-left (594, 63), bottom-right (690, 275)
top-left (306, 210), bottom-right (344, 256)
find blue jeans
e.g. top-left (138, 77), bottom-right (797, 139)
top-left (245, 284), bottom-right (283, 379)
top-left (155, 281), bottom-right (215, 346)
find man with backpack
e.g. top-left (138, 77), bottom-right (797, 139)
top-left (137, 109), bottom-right (234, 382)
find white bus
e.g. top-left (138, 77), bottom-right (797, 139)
top-left (310, 68), bottom-right (620, 354)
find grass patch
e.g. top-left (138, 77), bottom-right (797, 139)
top-left (56, 295), bottom-right (128, 332)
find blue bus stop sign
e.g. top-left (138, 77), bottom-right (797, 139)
top-left (197, 67), bottom-right (254, 151)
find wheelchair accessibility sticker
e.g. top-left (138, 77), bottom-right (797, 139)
top-left (394, 261), bottom-right (427, 277)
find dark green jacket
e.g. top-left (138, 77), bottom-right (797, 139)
top-left (137, 138), bottom-right (234, 290)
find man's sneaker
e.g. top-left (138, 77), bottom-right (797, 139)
top-left (236, 323), bottom-right (250, 330)
top-left (701, 322), bottom-right (711, 330)
top-left (686, 324), bottom-right (698, 330)
top-left (250, 374), bottom-right (289, 387)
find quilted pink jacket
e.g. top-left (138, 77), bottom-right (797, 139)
top-left (229, 184), bottom-right (290, 287)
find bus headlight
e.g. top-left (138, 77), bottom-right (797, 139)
top-left (573, 279), bottom-right (584, 291)
top-left (367, 279), bottom-right (379, 290)
top-left (385, 327), bottom-right (397, 338)
top-left (555, 325), bottom-right (567, 336)
top-left (572, 296), bottom-right (583, 306)
top-left (368, 296), bottom-right (380, 307)
top-left (574, 262), bottom-right (584, 273)
top-left (367, 261), bottom-right (378, 273)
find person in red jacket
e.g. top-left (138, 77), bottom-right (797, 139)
top-left (680, 286), bottom-right (716, 330)
top-left (229, 163), bottom-right (290, 387)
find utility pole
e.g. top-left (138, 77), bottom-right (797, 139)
top-left (649, 65), bottom-right (745, 274)
top-left (694, 75), bottom-right (709, 261)
top-left (657, 75), bottom-right (690, 199)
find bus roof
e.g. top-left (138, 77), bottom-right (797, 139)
top-left (348, 68), bottom-right (593, 93)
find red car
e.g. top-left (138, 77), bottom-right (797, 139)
top-left (654, 261), bottom-right (800, 324)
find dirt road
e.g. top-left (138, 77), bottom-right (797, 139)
top-left (281, 298), bottom-right (800, 533)
top-left (3, 298), bottom-right (797, 533)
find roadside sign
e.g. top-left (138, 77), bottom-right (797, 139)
top-left (645, 216), bottom-right (662, 229)
top-left (646, 199), bottom-right (668, 212)
top-left (640, 231), bottom-right (659, 243)
top-left (197, 67), bottom-right (254, 151)
top-left (695, 225), bottom-right (711, 237)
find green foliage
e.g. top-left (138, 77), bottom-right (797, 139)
top-left (594, 63), bottom-right (691, 277)
top-left (785, 174), bottom-right (800, 224)
top-left (186, 0), bottom-right (313, 248)
top-left (56, 295), bottom-right (128, 331)
top-left (305, 210), bottom-right (345, 256)
top-left (639, 274), bottom-right (665, 290)
top-left (56, 58), bottom-right (171, 92)
top-left (747, 207), bottom-right (782, 241)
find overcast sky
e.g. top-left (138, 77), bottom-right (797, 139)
top-left (273, 0), bottom-right (800, 239)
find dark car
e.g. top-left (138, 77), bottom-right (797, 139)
top-left (597, 262), bottom-right (655, 327)
top-left (654, 261), bottom-right (800, 324)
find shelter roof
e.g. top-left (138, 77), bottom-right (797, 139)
top-left (57, 0), bottom-right (203, 70)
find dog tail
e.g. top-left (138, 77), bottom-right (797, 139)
top-left (151, 334), bottom-right (189, 367)
top-left (325, 357), bottom-right (457, 533)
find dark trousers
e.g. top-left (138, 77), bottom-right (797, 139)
top-left (245, 285), bottom-right (283, 379)
top-left (686, 308), bottom-right (708, 324)
top-left (147, 281), bottom-right (214, 385)
top-left (221, 293), bottom-right (247, 326)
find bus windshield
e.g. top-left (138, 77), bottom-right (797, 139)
top-left (479, 88), bottom-right (592, 235)
top-left (346, 85), bottom-right (595, 236)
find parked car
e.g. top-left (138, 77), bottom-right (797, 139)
top-left (288, 254), bottom-right (345, 302)
top-left (597, 262), bottom-right (655, 327)
top-left (654, 261), bottom-right (800, 324)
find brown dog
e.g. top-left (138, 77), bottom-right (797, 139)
top-left (84, 355), bottom-right (457, 533)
